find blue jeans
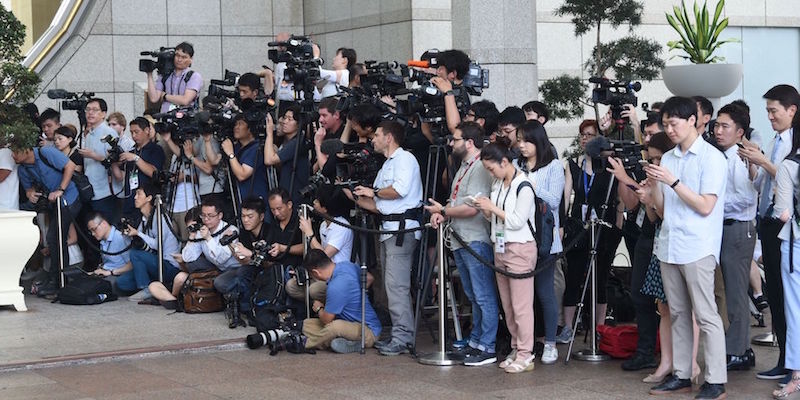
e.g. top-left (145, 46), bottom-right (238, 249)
top-left (453, 241), bottom-right (498, 353)
top-left (117, 249), bottom-right (179, 292)
top-left (534, 254), bottom-right (558, 343)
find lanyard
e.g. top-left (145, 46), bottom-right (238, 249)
top-left (581, 158), bottom-right (595, 198)
top-left (451, 154), bottom-right (480, 200)
top-left (494, 171), bottom-right (517, 226)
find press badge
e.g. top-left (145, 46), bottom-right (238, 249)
top-left (129, 169), bottom-right (139, 190)
top-left (495, 226), bottom-right (506, 254)
top-left (636, 207), bottom-right (646, 228)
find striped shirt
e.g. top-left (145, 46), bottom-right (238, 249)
top-left (517, 158), bottom-right (565, 254)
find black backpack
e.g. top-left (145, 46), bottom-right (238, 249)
top-left (250, 264), bottom-right (288, 332)
top-left (38, 149), bottom-right (94, 203)
top-left (516, 181), bottom-right (556, 259)
top-left (53, 275), bottom-right (117, 305)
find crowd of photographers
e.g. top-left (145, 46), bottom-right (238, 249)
top-left (3, 34), bottom-right (800, 399)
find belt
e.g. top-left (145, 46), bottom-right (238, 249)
top-left (723, 219), bottom-right (747, 225)
top-left (382, 207), bottom-right (422, 246)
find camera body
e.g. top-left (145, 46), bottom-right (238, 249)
top-left (46, 89), bottom-right (95, 112)
top-left (591, 77), bottom-right (642, 122)
top-left (139, 47), bottom-right (176, 76)
top-left (267, 35), bottom-right (321, 92)
top-left (100, 135), bottom-right (124, 168)
top-left (153, 108), bottom-right (207, 144)
top-left (245, 309), bottom-right (306, 355)
top-left (187, 216), bottom-right (204, 233)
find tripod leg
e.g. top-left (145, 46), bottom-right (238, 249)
top-left (447, 271), bottom-right (463, 341)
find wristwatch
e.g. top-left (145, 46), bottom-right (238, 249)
top-left (313, 305), bottom-right (323, 313)
top-left (441, 206), bottom-right (447, 216)
top-left (228, 153), bottom-right (236, 160)
top-left (373, 187), bottom-right (381, 198)
top-left (445, 90), bottom-right (455, 96)
top-left (133, 155), bottom-right (140, 163)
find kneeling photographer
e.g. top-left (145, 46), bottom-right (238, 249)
top-left (111, 117), bottom-right (164, 220)
top-left (119, 185), bottom-right (181, 303)
top-left (85, 212), bottom-right (132, 294)
top-left (301, 250), bottom-right (382, 353)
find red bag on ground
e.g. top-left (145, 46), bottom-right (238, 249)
top-left (596, 324), bottom-right (638, 359)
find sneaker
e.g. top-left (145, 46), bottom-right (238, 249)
top-left (464, 350), bottom-right (497, 366)
top-left (541, 343), bottom-right (558, 365)
top-left (454, 345), bottom-right (479, 358)
top-left (378, 340), bottom-right (410, 356)
top-left (757, 365), bottom-right (789, 380)
top-left (128, 288), bottom-right (151, 302)
top-left (374, 338), bottom-right (391, 350)
top-left (555, 325), bottom-right (574, 344)
top-left (331, 338), bottom-right (361, 354)
top-left (754, 295), bottom-right (769, 311)
top-left (504, 355), bottom-right (535, 373)
top-left (499, 349), bottom-right (518, 369)
top-left (694, 382), bottom-right (726, 400)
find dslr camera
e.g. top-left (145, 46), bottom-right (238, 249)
top-left (139, 47), bottom-right (176, 76)
top-left (100, 135), bottom-right (124, 168)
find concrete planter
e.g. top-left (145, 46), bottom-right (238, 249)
top-left (0, 210), bottom-right (39, 311)
top-left (662, 64), bottom-right (743, 98)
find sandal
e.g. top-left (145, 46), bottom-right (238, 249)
top-left (504, 355), bottom-right (535, 374)
top-left (499, 349), bottom-right (517, 369)
top-left (137, 297), bottom-right (160, 306)
top-left (774, 374), bottom-right (800, 399)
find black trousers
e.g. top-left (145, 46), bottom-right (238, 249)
top-left (760, 217), bottom-right (785, 367)
top-left (46, 200), bottom-right (82, 285)
top-left (564, 226), bottom-right (622, 306)
top-left (631, 236), bottom-right (659, 356)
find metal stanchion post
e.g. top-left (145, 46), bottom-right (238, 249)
top-left (155, 194), bottom-right (164, 282)
top-left (56, 195), bottom-right (66, 288)
top-left (418, 223), bottom-right (464, 366)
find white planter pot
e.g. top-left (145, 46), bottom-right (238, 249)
top-left (0, 210), bottom-right (39, 311)
top-left (662, 64), bottom-right (743, 98)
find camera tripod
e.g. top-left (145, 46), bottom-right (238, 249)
top-left (164, 146), bottom-right (202, 221)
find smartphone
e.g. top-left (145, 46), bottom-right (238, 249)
top-left (626, 184), bottom-right (639, 191)
top-left (736, 142), bottom-right (745, 149)
top-left (638, 159), bottom-right (650, 167)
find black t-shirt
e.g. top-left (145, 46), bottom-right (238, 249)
top-left (135, 141), bottom-right (165, 189)
top-left (239, 222), bottom-right (268, 250)
top-left (264, 211), bottom-right (303, 266)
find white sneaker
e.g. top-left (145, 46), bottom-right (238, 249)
top-left (128, 288), bottom-right (151, 302)
top-left (541, 343), bottom-right (558, 364)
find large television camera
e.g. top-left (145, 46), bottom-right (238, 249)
top-left (590, 77), bottom-right (641, 122)
top-left (267, 35), bottom-right (321, 94)
top-left (46, 89), bottom-right (94, 111)
top-left (139, 47), bottom-right (176, 76)
top-left (207, 69), bottom-right (242, 102)
top-left (152, 108), bottom-right (208, 144)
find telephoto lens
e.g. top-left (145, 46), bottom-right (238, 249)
top-left (245, 329), bottom-right (287, 350)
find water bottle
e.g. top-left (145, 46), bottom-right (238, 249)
top-left (97, 293), bottom-right (108, 302)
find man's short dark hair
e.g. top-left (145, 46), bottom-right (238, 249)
top-left (241, 196), bottom-right (267, 215)
top-left (86, 211), bottom-right (107, 225)
top-left (39, 108), bottom-right (60, 124)
top-left (319, 97), bottom-right (339, 115)
top-left (497, 106), bottom-right (526, 129)
top-left (337, 47), bottom-right (357, 69)
top-left (522, 101), bottom-right (550, 124)
top-left (641, 111), bottom-right (662, 132)
top-left (718, 103), bottom-right (750, 132)
top-left (438, 49), bottom-right (470, 80)
top-left (660, 96), bottom-right (697, 122)
top-left (303, 249), bottom-right (333, 273)
top-left (763, 84), bottom-right (800, 109)
top-left (315, 185), bottom-right (350, 217)
top-left (348, 103), bottom-right (382, 131)
top-left (268, 187), bottom-right (291, 204)
top-left (200, 197), bottom-right (223, 214)
top-left (378, 120), bottom-right (405, 146)
top-left (175, 42), bottom-right (194, 57)
top-left (692, 96), bottom-right (714, 117)
top-left (348, 63), bottom-right (365, 84)
top-left (88, 98), bottom-right (108, 112)
top-left (469, 100), bottom-right (499, 135)
top-left (280, 103), bottom-right (303, 125)
top-left (456, 121), bottom-right (485, 149)
top-left (130, 116), bottom-right (150, 131)
top-left (730, 99), bottom-right (750, 113)
top-left (237, 72), bottom-right (261, 91)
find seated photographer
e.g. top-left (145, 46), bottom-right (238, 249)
top-left (119, 185), bottom-right (181, 302)
top-left (111, 117), bottom-right (165, 220)
top-left (264, 188), bottom-right (305, 295)
top-left (221, 113), bottom-right (269, 203)
top-left (14, 143), bottom-right (81, 296)
top-left (316, 47), bottom-right (356, 99)
top-left (86, 213), bottom-right (132, 292)
top-left (295, 185), bottom-right (356, 302)
top-left (217, 197), bottom-right (268, 328)
top-left (38, 108), bottom-right (62, 147)
top-left (264, 104), bottom-right (310, 205)
top-left (301, 249), bottom-right (382, 353)
top-left (77, 98), bottom-right (118, 222)
top-left (146, 42), bottom-right (203, 113)
top-left (179, 198), bottom-right (239, 273)
top-left (147, 208), bottom-right (202, 309)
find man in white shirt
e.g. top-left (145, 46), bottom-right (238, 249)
top-left (638, 96), bottom-right (728, 399)
top-left (714, 103), bottom-right (759, 370)
top-left (180, 199), bottom-right (239, 273)
top-left (738, 84), bottom-right (800, 380)
top-left (348, 120), bottom-right (423, 356)
top-left (0, 147), bottom-right (19, 210)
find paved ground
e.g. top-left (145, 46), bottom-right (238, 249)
top-left (0, 293), bottom-right (787, 399)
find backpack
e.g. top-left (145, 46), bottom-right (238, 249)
top-left (53, 274), bottom-right (117, 305)
top-left (179, 269), bottom-right (225, 313)
top-left (38, 149), bottom-right (94, 203)
top-left (516, 181), bottom-right (556, 259)
top-left (250, 264), bottom-right (288, 332)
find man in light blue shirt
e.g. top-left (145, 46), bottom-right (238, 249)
top-left (87, 212), bottom-right (131, 293)
top-left (638, 96), bottom-right (728, 399)
top-left (77, 98), bottom-right (118, 223)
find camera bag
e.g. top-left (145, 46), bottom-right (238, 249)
top-left (179, 269), bottom-right (224, 313)
top-left (596, 324), bottom-right (639, 359)
top-left (53, 274), bottom-right (117, 305)
top-left (250, 264), bottom-right (288, 332)
top-left (38, 149), bottom-right (94, 203)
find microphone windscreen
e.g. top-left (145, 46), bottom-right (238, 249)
top-left (320, 139), bottom-right (344, 156)
top-left (585, 135), bottom-right (611, 159)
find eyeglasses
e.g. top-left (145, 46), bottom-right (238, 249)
top-left (88, 221), bottom-right (104, 233)
top-left (579, 131), bottom-right (597, 137)
top-left (85, 107), bottom-right (103, 113)
top-left (447, 135), bottom-right (464, 143)
top-left (200, 212), bottom-right (219, 219)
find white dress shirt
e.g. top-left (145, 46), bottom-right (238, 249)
top-left (181, 221), bottom-right (240, 271)
top-left (756, 128), bottom-right (794, 216)
top-left (373, 147), bottom-right (423, 242)
top-left (656, 136), bottom-right (727, 265)
top-left (722, 145), bottom-right (758, 221)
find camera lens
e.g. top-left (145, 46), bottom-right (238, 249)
top-left (246, 332), bottom-right (268, 349)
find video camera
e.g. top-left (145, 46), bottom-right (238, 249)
top-left (100, 135), bottom-right (124, 168)
top-left (139, 47), bottom-right (176, 76)
top-left (267, 35), bottom-right (321, 93)
top-left (586, 136), bottom-right (644, 174)
top-left (207, 69), bottom-right (242, 101)
top-left (590, 77), bottom-right (641, 122)
top-left (46, 89), bottom-right (95, 111)
top-left (152, 108), bottom-right (208, 144)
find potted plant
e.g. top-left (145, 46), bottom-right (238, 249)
top-left (661, 0), bottom-right (742, 98)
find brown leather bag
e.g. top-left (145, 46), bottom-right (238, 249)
top-left (180, 269), bottom-right (224, 313)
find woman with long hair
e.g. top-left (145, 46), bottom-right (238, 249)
top-left (52, 126), bottom-right (83, 173)
top-left (473, 138), bottom-right (537, 373)
top-left (514, 120), bottom-right (564, 364)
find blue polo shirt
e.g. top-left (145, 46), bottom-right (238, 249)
top-left (18, 147), bottom-right (79, 205)
top-left (100, 226), bottom-right (130, 271)
top-left (325, 261), bottom-right (382, 337)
